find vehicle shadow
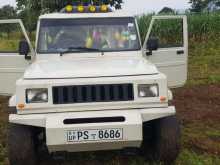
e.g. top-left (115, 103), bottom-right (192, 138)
top-left (39, 151), bottom-right (147, 165)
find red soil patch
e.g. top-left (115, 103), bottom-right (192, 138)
top-left (173, 84), bottom-right (220, 124)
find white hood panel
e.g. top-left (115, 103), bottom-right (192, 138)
top-left (24, 57), bottom-right (158, 79)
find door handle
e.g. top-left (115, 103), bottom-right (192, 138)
top-left (177, 50), bottom-right (184, 55)
top-left (146, 51), bottom-right (153, 56)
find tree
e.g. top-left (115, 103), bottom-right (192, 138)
top-left (0, 5), bottom-right (17, 19)
top-left (206, 0), bottom-right (220, 11)
top-left (189, 0), bottom-right (220, 12)
top-left (16, 0), bottom-right (124, 33)
top-left (159, 7), bottom-right (175, 14)
top-left (16, 0), bottom-right (41, 34)
top-left (0, 5), bottom-right (17, 38)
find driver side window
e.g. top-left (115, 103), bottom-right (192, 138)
top-left (0, 23), bottom-right (28, 54)
top-left (148, 19), bottom-right (184, 48)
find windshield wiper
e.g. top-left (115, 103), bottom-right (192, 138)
top-left (60, 47), bottom-right (101, 56)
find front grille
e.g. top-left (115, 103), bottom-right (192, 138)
top-left (52, 84), bottom-right (134, 104)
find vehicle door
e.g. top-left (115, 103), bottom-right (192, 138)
top-left (143, 15), bottom-right (188, 88)
top-left (0, 19), bottom-right (34, 95)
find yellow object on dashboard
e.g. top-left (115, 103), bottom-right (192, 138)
top-left (86, 37), bottom-right (93, 48)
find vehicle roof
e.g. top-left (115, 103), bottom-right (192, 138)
top-left (39, 11), bottom-right (135, 19)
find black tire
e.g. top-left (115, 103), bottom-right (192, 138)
top-left (8, 124), bottom-right (38, 165)
top-left (142, 116), bottom-right (181, 164)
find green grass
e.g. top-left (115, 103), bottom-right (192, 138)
top-left (187, 37), bottom-right (220, 85)
top-left (0, 40), bottom-right (19, 52)
top-left (176, 150), bottom-right (220, 165)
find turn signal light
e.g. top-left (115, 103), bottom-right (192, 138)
top-left (160, 96), bottom-right (167, 102)
top-left (17, 103), bottom-right (25, 110)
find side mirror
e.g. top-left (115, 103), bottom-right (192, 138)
top-left (19, 40), bottom-right (31, 60)
top-left (146, 38), bottom-right (159, 56)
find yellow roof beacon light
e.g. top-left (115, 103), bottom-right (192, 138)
top-left (100, 5), bottom-right (108, 12)
top-left (89, 5), bottom-right (96, 12)
top-left (65, 5), bottom-right (73, 13)
top-left (77, 5), bottom-right (85, 12)
top-left (61, 4), bottom-right (112, 14)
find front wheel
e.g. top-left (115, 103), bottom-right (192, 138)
top-left (8, 124), bottom-right (38, 165)
top-left (142, 116), bottom-right (181, 163)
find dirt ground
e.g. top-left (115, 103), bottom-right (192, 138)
top-left (173, 84), bottom-right (220, 156)
top-left (0, 84), bottom-right (220, 164)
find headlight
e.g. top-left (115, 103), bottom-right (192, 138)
top-left (138, 84), bottom-right (159, 97)
top-left (26, 88), bottom-right (48, 103)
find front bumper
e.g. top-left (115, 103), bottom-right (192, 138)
top-left (9, 106), bottom-right (175, 152)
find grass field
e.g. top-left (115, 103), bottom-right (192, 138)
top-left (0, 13), bottom-right (220, 165)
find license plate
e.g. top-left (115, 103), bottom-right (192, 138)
top-left (67, 128), bottom-right (123, 142)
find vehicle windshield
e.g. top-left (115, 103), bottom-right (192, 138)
top-left (37, 17), bottom-right (141, 54)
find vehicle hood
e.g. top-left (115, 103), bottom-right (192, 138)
top-left (24, 57), bottom-right (158, 79)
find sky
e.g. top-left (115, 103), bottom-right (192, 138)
top-left (0, 0), bottom-right (191, 14)
top-left (123, 0), bottom-right (190, 14)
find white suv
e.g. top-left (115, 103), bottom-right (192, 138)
top-left (0, 5), bottom-right (188, 165)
